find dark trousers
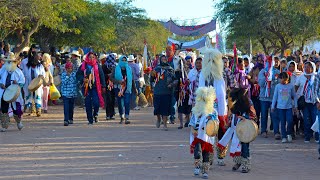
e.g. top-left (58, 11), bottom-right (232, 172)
top-left (194, 143), bottom-right (210, 162)
top-left (63, 97), bottom-right (75, 121)
top-left (241, 143), bottom-right (250, 158)
top-left (105, 89), bottom-right (115, 117)
top-left (302, 103), bottom-right (319, 141)
top-left (85, 88), bottom-right (100, 123)
top-left (1, 98), bottom-right (23, 117)
top-left (252, 96), bottom-right (261, 126)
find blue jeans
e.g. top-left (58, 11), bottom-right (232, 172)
top-left (302, 103), bottom-right (319, 141)
top-left (63, 97), bottom-right (75, 122)
top-left (115, 88), bottom-right (131, 118)
top-left (241, 143), bottom-right (250, 158)
top-left (85, 88), bottom-right (100, 123)
top-left (318, 110), bottom-right (320, 155)
top-left (278, 109), bottom-right (293, 138)
top-left (260, 101), bottom-right (279, 134)
top-left (131, 81), bottom-right (141, 108)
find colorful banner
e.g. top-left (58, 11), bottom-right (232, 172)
top-left (167, 36), bottom-right (210, 50)
top-left (160, 19), bottom-right (216, 36)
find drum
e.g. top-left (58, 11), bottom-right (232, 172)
top-left (206, 119), bottom-right (219, 137)
top-left (28, 77), bottom-right (43, 92)
top-left (3, 84), bottom-right (21, 103)
top-left (53, 75), bottom-right (61, 86)
top-left (236, 119), bottom-right (259, 143)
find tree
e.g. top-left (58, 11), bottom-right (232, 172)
top-left (33, 0), bottom-right (117, 52)
top-left (0, 0), bottom-right (88, 55)
top-left (216, 0), bottom-right (320, 55)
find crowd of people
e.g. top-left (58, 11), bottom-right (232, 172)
top-left (0, 41), bottom-right (320, 178)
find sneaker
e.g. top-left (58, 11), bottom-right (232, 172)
top-left (275, 134), bottom-right (281, 140)
top-left (68, 120), bottom-right (74, 124)
top-left (202, 173), bottom-right (208, 179)
top-left (304, 140), bottom-right (310, 143)
top-left (64, 121), bottom-right (69, 126)
top-left (43, 110), bottom-right (48, 113)
top-left (17, 122), bottom-right (24, 130)
top-left (287, 135), bottom-right (292, 143)
top-left (281, 138), bottom-right (287, 143)
top-left (0, 128), bottom-right (7, 132)
top-left (217, 159), bottom-right (226, 166)
top-left (110, 116), bottom-right (115, 120)
top-left (88, 122), bottom-right (93, 125)
top-left (134, 107), bottom-right (140, 110)
top-left (178, 126), bottom-right (183, 129)
top-left (194, 167), bottom-right (200, 176)
top-left (315, 140), bottom-right (319, 143)
top-left (106, 116), bottom-right (110, 120)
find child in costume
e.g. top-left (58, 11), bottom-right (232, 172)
top-left (189, 86), bottom-right (218, 179)
top-left (218, 88), bottom-right (257, 173)
top-left (0, 53), bottom-right (25, 132)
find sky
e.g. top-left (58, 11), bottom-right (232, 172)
top-left (105, 0), bottom-right (216, 25)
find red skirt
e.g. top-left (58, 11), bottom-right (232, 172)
top-left (190, 138), bottom-right (213, 154)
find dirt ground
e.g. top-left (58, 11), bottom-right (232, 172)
top-left (0, 105), bottom-right (319, 180)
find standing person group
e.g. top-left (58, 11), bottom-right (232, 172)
top-left (145, 46), bottom-right (320, 177)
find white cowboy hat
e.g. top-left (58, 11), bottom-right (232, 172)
top-left (71, 50), bottom-right (81, 57)
top-left (4, 52), bottom-right (17, 61)
top-left (128, 55), bottom-right (136, 62)
top-left (99, 54), bottom-right (107, 60)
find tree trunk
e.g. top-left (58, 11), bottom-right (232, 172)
top-left (13, 21), bottom-right (40, 57)
top-left (258, 38), bottom-right (269, 55)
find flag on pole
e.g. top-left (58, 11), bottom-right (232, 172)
top-left (143, 41), bottom-right (148, 70)
top-left (231, 43), bottom-right (238, 73)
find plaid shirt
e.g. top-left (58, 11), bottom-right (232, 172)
top-left (61, 72), bottom-right (77, 98)
top-left (223, 67), bottom-right (235, 90)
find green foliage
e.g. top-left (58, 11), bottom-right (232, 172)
top-left (0, 0), bottom-right (171, 54)
top-left (216, 0), bottom-right (320, 55)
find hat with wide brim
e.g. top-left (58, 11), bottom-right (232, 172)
top-left (4, 52), bottom-right (18, 61)
top-left (128, 55), bottom-right (136, 62)
top-left (71, 50), bottom-right (81, 57)
top-left (99, 54), bottom-right (107, 60)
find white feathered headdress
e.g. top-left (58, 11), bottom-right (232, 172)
top-left (201, 48), bottom-right (223, 81)
top-left (192, 86), bottom-right (216, 117)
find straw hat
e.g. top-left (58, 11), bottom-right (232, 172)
top-left (4, 52), bottom-right (17, 61)
top-left (128, 55), bottom-right (136, 62)
top-left (71, 50), bottom-right (81, 57)
top-left (99, 54), bottom-right (107, 60)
